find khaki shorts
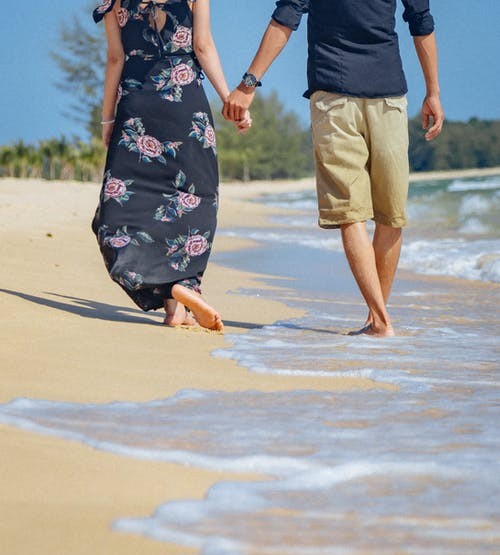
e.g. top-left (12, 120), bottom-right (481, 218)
top-left (310, 91), bottom-right (409, 228)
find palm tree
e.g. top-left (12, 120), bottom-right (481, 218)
top-left (10, 141), bottom-right (31, 178)
top-left (39, 139), bottom-right (57, 179)
top-left (38, 137), bottom-right (72, 180)
top-left (0, 145), bottom-right (15, 177)
top-left (26, 144), bottom-right (42, 178)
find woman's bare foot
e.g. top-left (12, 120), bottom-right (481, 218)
top-left (171, 284), bottom-right (223, 332)
top-left (163, 299), bottom-right (196, 327)
top-left (183, 312), bottom-right (197, 326)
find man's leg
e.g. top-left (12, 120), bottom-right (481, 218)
top-left (363, 223), bottom-right (403, 325)
top-left (341, 221), bottom-right (394, 337)
top-left (373, 223), bottom-right (402, 302)
top-left (365, 95), bottom-right (409, 327)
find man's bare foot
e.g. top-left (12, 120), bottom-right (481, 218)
top-left (171, 284), bottom-right (223, 332)
top-left (349, 323), bottom-right (395, 337)
top-left (348, 324), bottom-right (372, 336)
top-left (163, 299), bottom-right (196, 327)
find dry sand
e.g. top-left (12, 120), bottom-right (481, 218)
top-left (2, 166), bottom-right (498, 553)
top-left (0, 177), bottom-right (381, 555)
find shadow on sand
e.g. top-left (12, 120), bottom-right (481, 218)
top-left (1, 289), bottom-right (343, 334)
top-left (0, 288), bottom-right (270, 331)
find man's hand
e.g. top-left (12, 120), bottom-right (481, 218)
top-left (422, 94), bottom-right (444, 141)
top-left (222, 84), bottom-right (256, 123)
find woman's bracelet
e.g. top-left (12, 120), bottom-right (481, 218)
top-left (100, 119), bottom-right (115, 125)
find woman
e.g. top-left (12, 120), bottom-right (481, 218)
top-left (92, 0), bottom-right (248, 331)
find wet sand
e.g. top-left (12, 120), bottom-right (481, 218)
top-left (0, 177), bottom-right (381, 555)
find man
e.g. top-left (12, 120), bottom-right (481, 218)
top-left (223, 0), bottom-right (444, 337)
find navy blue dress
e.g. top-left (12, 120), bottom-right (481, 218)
top-left (92, 0), bottom-right (218, 311)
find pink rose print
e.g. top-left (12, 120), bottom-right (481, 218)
top-left (184, 235), bottom-right (208, 257)
top-left (136, 135), bottom-right (163, 158)
top-left (97, 0), bottom-right (113, 13)
top-left (204, 124), bottom-right (216, 148)
top-left (171, 63), bottom-right (195, 86)
top-left (178, 192), bottom-right (201, 210)
top-left (109, 235), bottom-right (131, 248)
top-left (189, 112), bottom-right (216, 154)
top-left (171, 26), bottom-right (192, 49)
top-left (117, 8), bottom-right (129, 27)
top-left (104, 177), bottom-right (127, 198)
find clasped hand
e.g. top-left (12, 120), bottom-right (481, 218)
top-left (223, 87), bottom-right (255, 134)
top-left (233, 109), bottom-right (252, 134)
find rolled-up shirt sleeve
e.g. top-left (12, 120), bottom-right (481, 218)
top-left (402, 0), bottom-right (435, 36)
top-left (272, 0), bottom-right (309, 31)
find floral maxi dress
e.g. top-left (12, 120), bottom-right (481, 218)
top-left (92, 0), bottom-right (218, 311)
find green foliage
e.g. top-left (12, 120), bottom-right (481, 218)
top-left (214, 92), bottom-right (314, 181)
top-left (409, 116), bottom-right (500, 171)
top-left (0, 138), bottom-right (105, 181)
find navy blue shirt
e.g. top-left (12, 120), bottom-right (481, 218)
top-left (272, 0), bottom-right (435, 98)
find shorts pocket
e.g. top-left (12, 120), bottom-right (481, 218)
top-left (384, 96), bottom-right (408, 113)
top-left (311, 91), bottom-right (348, 113)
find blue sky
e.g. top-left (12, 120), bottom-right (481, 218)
top-left (0, 0), bottom-right (499, 145)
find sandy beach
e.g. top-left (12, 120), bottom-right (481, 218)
top-left (1, 171), bottom-right (499, 554)
top-left (0, 177), bottom-right (386, 555)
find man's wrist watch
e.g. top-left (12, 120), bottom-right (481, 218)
top-left (242, 72), bottom-right (262, 88)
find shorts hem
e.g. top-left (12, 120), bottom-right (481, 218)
top-left (318, 212), bottom-right (374, 229)
top-left (318, 214), bottom-right (407, 229)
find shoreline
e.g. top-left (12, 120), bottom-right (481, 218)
top-left (408, 165), bottom-right (500, 182)
top-left (1, 174), bottom-right (498, 554)
top-left (220, 165), bottom-right (500, 191)
top-left (0, 176), bottom-right (383, 555)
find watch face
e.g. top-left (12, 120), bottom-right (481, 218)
top-left (243, 73), bottom-right (257, 87)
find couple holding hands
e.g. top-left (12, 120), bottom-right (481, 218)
top-left (94, 0), bottom-right (443, 336)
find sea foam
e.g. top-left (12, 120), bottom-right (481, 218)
top-left (0, 387), bottom-right (498, 555)
top-left (447, 176), bottom-right (500, 192)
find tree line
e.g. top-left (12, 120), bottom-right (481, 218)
top-left (0, 4), bottom-right (498, 182)
top-left (3, 106), bottom-right (499, 182)
top-left (0, 138), bottom-right (105, 182)
top-left (409, 117), bottom-right (500, 171)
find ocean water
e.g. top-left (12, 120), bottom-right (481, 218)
top-left (237, 174), bottom-right (500, 283)
top-left (1, 175), bottom-right (499, 554)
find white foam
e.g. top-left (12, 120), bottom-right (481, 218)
top-left (458, 217), bottom-right (489, 234)
top-left (476, 253), bottom-right (500, 282)
top-left (401, 238), bottom-right (500, 282)
top-left (447, 177), bottom-right (500, 192)
top-left (458, 193), bottom-right (495, 217)
top-left (1, 388), bottom-right (498, 554)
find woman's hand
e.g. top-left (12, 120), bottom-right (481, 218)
top-left (236, 110), bottom-right (252, 135)
top-left (102, 121), bottom-right (115, 148)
